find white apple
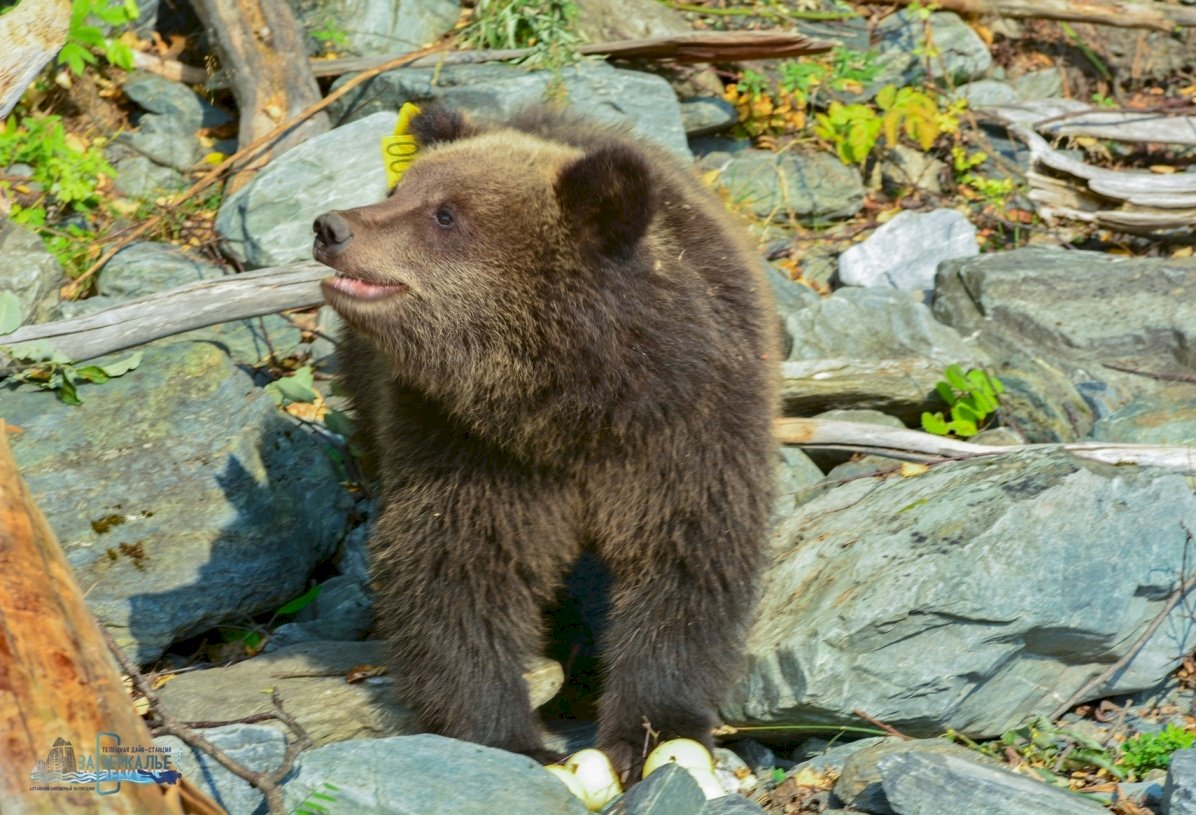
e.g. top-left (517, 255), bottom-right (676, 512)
top-left (544, 764), bottom-right (587, 803)
top-left (562, 749), bottom-right (623, 811)
top-left (642, 738), bottom-right (716, 778)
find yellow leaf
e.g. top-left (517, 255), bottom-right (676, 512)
top-left (202, 151), bottom-right (226, 165)
top-left (901, 462), bottom-right (930, 477)
top-left (1149, 165), bottom-right (1179, 174)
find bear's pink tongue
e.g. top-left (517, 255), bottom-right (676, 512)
top-left (327, 275), bottom-right (408, 300)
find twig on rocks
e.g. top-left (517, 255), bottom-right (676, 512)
top-left (1102, 363), bottom-right (1196, 385)
top-left (851, 709), bottom-right (912, 740)
top-left (100, 625), bottom-right (312, 815)
top-left (1049, 540), bottom-right (1196, 722)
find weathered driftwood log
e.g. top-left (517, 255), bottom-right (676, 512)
top-left (0, 422), bottom-right (204, 814)
top-left (1, 262), bottom-right (327, 370)
top-left (883, 0), bottom-right (1196, 32)
top-left (0, 0), bottom-right (70, 118)
top-left (133, 30), bottom-right (834, 88)
top-left (775, 418), bottom-right (1196, 475)
top-left (780, 358), bottom-right (949, 420)
top-left (190, 0), bottom-right (329, 187)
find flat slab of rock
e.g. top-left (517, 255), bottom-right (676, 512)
top-left (837, 209), bottom-right (978, 293)
top-left (0, 342), bottom-right (352, 662)
top-left (157, 640), bottom-right (564, 747)
top-left (281, 734), bottom-right (588, 815)
top-left (725, 448), bottom-right (1196, 738)
top-left (877, 747), bottom-right (1106, 815)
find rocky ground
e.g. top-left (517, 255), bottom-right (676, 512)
top-left (2, 0), bottom-right (1196, 813)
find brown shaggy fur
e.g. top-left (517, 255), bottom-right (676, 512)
top-left (313, 106), bottom-right (777, 778)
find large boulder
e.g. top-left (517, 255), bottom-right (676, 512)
top-left (934, 247), bottom-right (1196, 441)
top-left (728, 448), bottom-right (1196, 738)
top-left (0, 342), bottom-right (353, 662)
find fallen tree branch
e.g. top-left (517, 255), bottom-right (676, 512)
top-left (0, 0), bottom-right (69, 119)
top-left (133, 30), bottom-right (833, 88)
top-left (881, 0), bottom-right (1196, 32)
top-left (775, 418), bottom-right (1196, 475)
top-left (2, 262), bottom-right (327, 371)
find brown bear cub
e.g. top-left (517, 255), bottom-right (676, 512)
top-left (312, 106), bottom-right (777, 778)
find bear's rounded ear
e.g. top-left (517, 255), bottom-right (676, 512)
top-left (556, 145), bottom-right (658, 258)
top-left (409, 106), bottom-right (477, 147)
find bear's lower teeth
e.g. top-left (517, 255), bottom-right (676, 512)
top-left (328, 275), bottom-right (408, 300)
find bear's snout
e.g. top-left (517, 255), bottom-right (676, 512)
top-left (313, 211), bottom-right (354, 253)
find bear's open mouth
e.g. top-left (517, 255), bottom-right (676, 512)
top-left (322, 273), bottom-right (410, 301)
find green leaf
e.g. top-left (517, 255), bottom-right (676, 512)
top-left (921, 411), bottom-right (949, 436)
top-left (875, 84), bottom-right (897, 110)
top-left (98, 350), bottom-right (142, 377)
top-left (74, 365), bottom-right (110, 384)
top-left (948, 418), bottom-right (978, 437)
top-left (266, 365), bottom-right (318, 404)
top-left (934, 380), bottom-right (957, 406)
top-left (324, 409), bottom-right (356, 439)
top-left (57, 377), bottom-right (81, 405)
top-left (0, 290), bottom-right (23, 335)
top-left (4, 340), bottom-right (71, 364)
top-left (944, 364), bottom-right (969, 391)
top-left (276, 584), bottom-right (322, 616)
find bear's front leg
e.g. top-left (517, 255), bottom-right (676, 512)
top-left (594, 501), bottom-right (764, 781)
top-left (370, 468), bottom-right (579, 759)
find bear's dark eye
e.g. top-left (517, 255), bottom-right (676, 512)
top-left (435, 208), bottom-right (455, 229)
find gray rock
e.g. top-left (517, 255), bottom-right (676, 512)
top-left (837, 209), bottom-right (978, 294)
top-left (328, 62), bottom-right (690, 160)
top-left (288, 0), bottom-right (458, 57)
top-left (715, 149), bottom-right (865, 224)
top-left (122, 72), bottom-right (204, 131)
top-left (282, 734), bottom-right (589, 815)
top-left (703, 795), bottom-right (765, 814)
top-left (1090, 386), bottom-right (1196, 445)
top-left (216, 111), bottom-right (395, 268)
top-left (835, 739), bottom-right (982, 813)
top-left (264, 575), bottom-right (373, 651)
top-left (953, 79), bottom-right (1018, 107)
top-left (99, 241), bottom-right (224, 298)
top-left (729, 740), bottom-right (786, 775)
top-left (104, 141), bottom-right (187, 200)
top-left (0, 342), bottom-right (353, 661)
top-left (154, 724), bottom-right (286, 815)
top-left (606, 764), bottom-right (706, 815)
top-left (794, 737), bottom-right (889, 775)
top-left (881, 145), bottom-right (947, 195)
top-left (934, 247), bottom-right (1196, 441)
top-left (116, 73), bottom-right (205, 172)
top-left (1012, 68), bottom-right (1064, 100)
top-left (1163, 748), bottom-right (1196, 815)
top-left (0, 221), bottom-right (62, 324)
top-left (157, 640), bottom-right (564, 747)
top-left (680, 96), bottom-right (738, 137)
top-left (724, 448), bottom-right (1196, 739)
top-left (877, 747), bottom-right (1107, 815)
top-left (876, 10), bottom-right (993, 83)
top-left (785, 286), bottom-right (982, 365)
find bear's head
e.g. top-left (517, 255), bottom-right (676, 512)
top-left (313, 109), bottom-right (660, 388)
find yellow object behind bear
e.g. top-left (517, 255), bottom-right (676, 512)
top-left (381, 102), bottom-right (422, 187)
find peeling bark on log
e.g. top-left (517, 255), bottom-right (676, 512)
top-left (0, 422), bottom-right (196, 814)
top-left (0, 262), bottom-right (328, 371)
top-left (132, 30), bottom-right (834, 88)
top-left (775, 418), bottom-right (1196, 475)
top-left (0, 0), bottom-right (70, 119)
top-left (190, 0), bottom-right (329, 189)
top-left (884, 0), bottom-right (1196, 32)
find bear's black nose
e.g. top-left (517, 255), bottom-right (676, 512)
top-left (313, 212), bottom-right (353, 249)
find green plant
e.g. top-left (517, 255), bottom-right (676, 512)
top-left (920, 364), bottom-right (1004, 438)
top-left (950, 718), bottom-right (1125, 782)
top-left (58, 0), bottom-right (140, 76)
top-left (311, 18), bottom-right (349, 52)
top-left (1, 342), bottom-right (142, 405)
top-left (813, 101), bottom-right (880, 165)
top-left (462, 0), bottom-right (584, 69)
top-left (295, 781), bottom-right (341, 814)
top-left (1119, 725), bottom-right (1196, 775)
top-left (952, 146), bottom-right (1017, 207)
top-left (1090, 92), bottom-right (1117, 109)
top-left (0, 113), bottom-right (114, 275)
